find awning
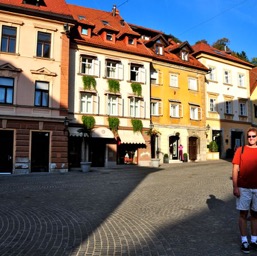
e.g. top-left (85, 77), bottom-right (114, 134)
top-left (118, 130), bottom-right (145, 144)
top-left (68, 127), bottom-right (114, 138)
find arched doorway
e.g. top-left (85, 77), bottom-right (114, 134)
top-left (189, 137), bottom-right (198, 161)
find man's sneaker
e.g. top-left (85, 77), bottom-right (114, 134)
top-left (241, 242), bottom-right (250, 254)
top-left (250, 241), bottom-right (257, 250)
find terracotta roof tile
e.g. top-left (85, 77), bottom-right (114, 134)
top-left (250, 67), bottom-right (257, 94)
top-left (0, 0), bottom-right (73, 18)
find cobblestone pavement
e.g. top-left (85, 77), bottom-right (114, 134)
top-left (0, 160), bottom-right (251, 256)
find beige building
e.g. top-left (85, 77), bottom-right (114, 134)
top-left (0, 0), bottom-right (74, 173)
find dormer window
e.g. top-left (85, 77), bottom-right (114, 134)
top-left (81, 27), bottom-right (88, 36)
top-left (181, 50), bottom-right (189, 61)
top-left (106, 33), bottom-right (113, 41)
top-left (128, 37), bottom-right (134, 45)
top-left (22, 0), bottom-right (44, 6)
top-left (102, 20), bottom-right (109, 26)
top-left (155, 45), bottom-right (163, 55)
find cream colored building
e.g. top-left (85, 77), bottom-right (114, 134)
top-left (193, 42), bottom-right (254, 158)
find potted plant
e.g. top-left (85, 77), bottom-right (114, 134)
top-left (183, 153), bottom-right (188, 162)
top-left (206, 140), bottom-right (220, 160)
top-left (163, 153), bottom-right (169, 163)
top-left (78, 115), bottom-right (95, 172)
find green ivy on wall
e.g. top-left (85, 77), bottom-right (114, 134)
top-left (108, 79), bottom-right (120, 93)
top-left (131, 119), bottom-right (143, 132)
top-left (82, 75), bottom-right (96, 90)
top-left (82, 115), bottom-right (95, 131)
top-left (131, 82), bottom-right (142, 96)
top-left (108, 117), bottom-right (120, 134)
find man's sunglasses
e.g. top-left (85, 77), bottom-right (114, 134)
top-left (248, 135), bottom-right (257, 138)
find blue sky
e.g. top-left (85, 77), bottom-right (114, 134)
top-left (66, 0), bottom-right (257, 60)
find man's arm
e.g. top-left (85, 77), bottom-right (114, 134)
top-left (232, 164), bottom-right (240, 197)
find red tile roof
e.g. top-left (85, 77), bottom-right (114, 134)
top-left (193, 42), bottom-right (254, 67)
top-left (0, 0), bottom-right (73, 19)
top-left (68, 4), bottom-right (152, 57)
top-left (250, 67), bottom-right (257, 94)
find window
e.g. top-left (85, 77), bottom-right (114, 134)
top-left (151, 70), bottom-right (158, 84)
top-left (34, 81), bottom-right (49, 107)
top-left (0, 77), bottom-right (14, 104)
top-left (106, 60), bottom-right (123, 79)
top-left (170, 103), bottom-right (179, 117)
top-left (106, 33), bottom-right (113, 41)
top-left (170, 74), bottom-right (178, 87)
top-left (80, 56), bottom-right (99, 76)
top-left (151, 100), bottom-right (162, 116)
top-left (209, 98), bottom-right (216, 112)
top-left (239, 101), bottom-right (247, 116)
top-left (155, 45), bottom-right (163, 55)
top-left (107, 95), bottom-right (118, 116)
top-left (130, 97), bottom-right (140, 117)
top-left (224, 70), bottom-right (231, 84)
top-left (128, 37), bottom-right (134, 45)
top-left (254, 105), bottom-right (257, 118)
top-left (130, 64), bottom-right (145, 83)
top-left (36, 32), bottom-right (51, 58)
top-left (188, 77), bottom-right (197, 91)
top-left (238, 73), bottom-right (245, 87)
top-left (1, 26), bottom-right (16, 53)
top-left (225, 101), bottom-right (232, 114)
top-left (181, 50), bottom-right (189, 61)
top-left (190, 105), bottom-right (201, 120)
top-left (208, 67), bottom-right (216, 81)
top-left (81, 93), bottom-right (93, 113)
top-left (81, 27), bottom-right (88, 35)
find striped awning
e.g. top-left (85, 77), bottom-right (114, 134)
top-left (118, 130), bottom-right (145, 144)
top-left (69, 127), bottom-right (114, 138)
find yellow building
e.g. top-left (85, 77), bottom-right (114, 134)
top-left (130, 25), bottom-right (209, 162)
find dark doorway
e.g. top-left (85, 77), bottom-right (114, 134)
top-left (31, 132), bottom-right (50, 172)
top-left (69, 137), bottom-right (82, 168)
top-left (169, 136), bottom-right (179, 160)
top-left (0, 130), bottom-right (14, 173)
top-left (189, 137), bottom-right (198, 161)
top-left (91, 139), bottom-right (105, 167)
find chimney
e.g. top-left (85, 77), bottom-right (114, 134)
top-left (112, 5), bottom-right (116, 16)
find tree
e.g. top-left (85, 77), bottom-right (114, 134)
top-left (233, 51), bottom-right (249, 62)
top-left (251, 57), bottom-right (257, 66)
top-left (212, 38), bottom-right (230, 51)
top-left (195, 39), bottom-right (208, 45)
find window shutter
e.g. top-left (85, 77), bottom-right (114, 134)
top-left (122, 98), bottom-right (124, 117)
top-left (93, 59), bottom-right (100, 77)
top-left (198, 107), bottom-right (202, 120)
top-left (139, 67), bottom-right (146, 84)
top-left (179, 104), bottom-right (183, 117)
top-left (106, 95), bottom-right (110, 115)
top-left (159, 101), bottom-right (163, 116)
top-left (117, 63), bottom-right (123, 80)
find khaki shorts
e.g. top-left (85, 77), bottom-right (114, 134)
top-left (236, 188), bottom-right (257, 211)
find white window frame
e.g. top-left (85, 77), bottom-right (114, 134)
top-left (169, 102), bottom-right (183, 118)
top-left (209, 98), bottom-right (217, 112)
top-left (181, 50), bottom-right (189, 61)
top-left (224, 70), bottom-right (231, 84)
top-left (190, 105), bottom-right (202, 120)
top-left (188, 77), bottom-right (197, 91)
top-left (239, 101), bottom-right (247, 116)
top-left (81, 92), bottom-right (93, 114)
top-left (80, 56), bottom-right (100, 76)
top-left (225, 101), bottom-right (232, 114)
top-left (106, 33), bottom-right (113, 41)
top-left (81, 27), bottom-right (88, 35)
top-left (106, 60), bottom-right (123, 80)
top-left (209, 66), bottom-right (216, 81)
top-left (130, 64), bottom-right (145, 83)
top-left (107, 95), bottom-right (119, 116)
top-left (129, 97), bottom-right (141, 117)
top-left (151, 70), bottom-right (159, 84)
top-left (170, 74), bottom-right (178, 87)
top-left (238, 73), bottom-right (245, 87)
top-left (151, 101), bottom-right (163, 116)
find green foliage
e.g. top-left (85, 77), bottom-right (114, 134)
top-left (82, 75), bottom-right (96, 90)
top-left (82, 115), bottom-right (95, 130)
top-left (108, 117), bottom-right (120, 133)
top-left (209, 140), bottom-right (219, 152)
top-left (131, 119), bottom-right (143, 132)
top-left (164, 154), bottom-right (168, 158)
top-left (212, 38), bottom-right (230, 51)
top-left (131, 82), bottom-right (142, 96)
top-left (195, 39), bottom-right (208, 45)
top-left (108, 79), bottom-right (120, 93)
top-left (251, 57), bottom-right (257, 66)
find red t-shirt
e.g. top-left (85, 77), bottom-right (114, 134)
top-left (232, 146), bottom-right (257, 188)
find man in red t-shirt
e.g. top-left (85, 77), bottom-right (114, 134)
top-left (232, 127), bottom-right (257, 253)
